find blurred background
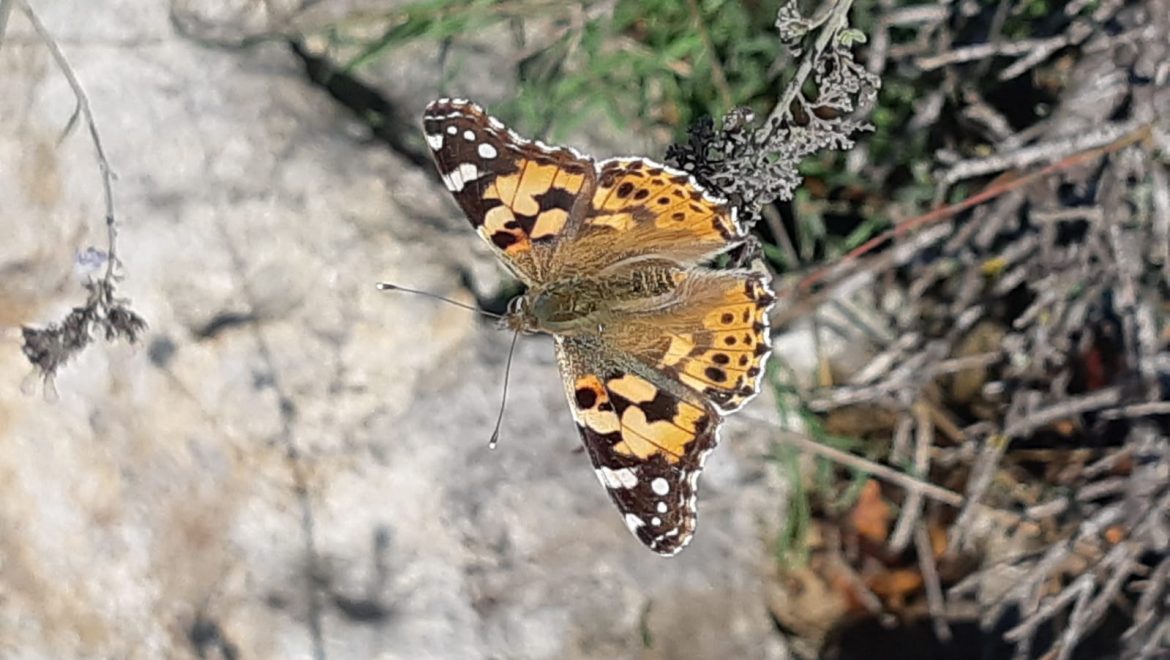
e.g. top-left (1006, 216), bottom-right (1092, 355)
top-left (1, 1), bottom-right (1167, 658)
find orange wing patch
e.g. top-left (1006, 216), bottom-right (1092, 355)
top-left (475, 156), bottom-right (591, 268)
top-left (571, 371), bottom-right (710, 465)
top-left (549, 158), bottom-right (745, 276)
top-left (605, 373), bottom-right (710, 464)
top-left (482, 160), bottom-right (589, 250)
top-left (662, 275), bottom-right (775, 412)
top-left (589, 158), bottom-right (741, 241)
top-left (422, 98), bottom-right (596, 283)
top-left (571, 374), bottom-right (619, 434)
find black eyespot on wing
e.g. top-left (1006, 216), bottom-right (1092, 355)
top-left (575, 387), bottom-right (598, 409)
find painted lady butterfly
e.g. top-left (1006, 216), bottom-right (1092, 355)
top-left (422, 99), bottom-right (775, 555)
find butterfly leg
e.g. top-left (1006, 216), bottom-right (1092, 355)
top-left (730, 234), bottom-right (763, 268)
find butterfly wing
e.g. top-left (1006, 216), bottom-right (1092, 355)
top-left (549, 157), bottom-right (746, 277)
top-left (548, 153), bottom-right (774, 412)
top-left (553, 269), bottom-right (773, 554)
top-left (422, 98), bottom-right (597, 284)
top-left (424, 102), bottom-right (744, 281)
top-left (556, 335), bottom-right (720, 556)
top-left (606, 268), bottom-right (777, 413)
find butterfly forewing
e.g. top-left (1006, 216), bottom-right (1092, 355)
top-left (422, 99), bottom-right (596, 283)
top-left (547, 157), bottom-right (746, 278)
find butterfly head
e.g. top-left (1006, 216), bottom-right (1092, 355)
top-left (504, 285), bottom-right (599, 337)
top-left (502, 295), bottom-right (534, 333)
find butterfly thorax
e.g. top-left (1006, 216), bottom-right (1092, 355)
top-left (505, 264), bottom-right (682, 336)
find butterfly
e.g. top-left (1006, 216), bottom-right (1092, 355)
top-left (421, 98), bottom-right (775, 555)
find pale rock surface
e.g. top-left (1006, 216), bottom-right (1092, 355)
top-left (0, 2), bottom-right (791, 658)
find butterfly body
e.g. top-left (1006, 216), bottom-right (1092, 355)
top-left (507, 262), bottom-right (683, 336)
top-left (422, 98), bottom-right (775, 555)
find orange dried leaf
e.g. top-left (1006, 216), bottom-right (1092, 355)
top-left (850, 480), bottom-right (892, 545)
top-left (928, 521), bottom-right (949, 557)
top-left (867, 568), bottom-right (924, 601)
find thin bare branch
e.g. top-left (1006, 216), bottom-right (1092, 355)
top-left (754, 423), bottom-right (966, 509)
top-left (17, 0), bottom-right (120, 281)
top-left (887, 402), bottom-right (933, 552)
top-left (915, 525), bottom-right (951, 641)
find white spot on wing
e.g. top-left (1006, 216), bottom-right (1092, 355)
top-left (478, 143), bottom-right (498, 159)
top-left (624, 513), bottom-right (645, 532)
top-left (463, 129), bottom-right (476, 141)
top-left (617, 468), bottom-right (638, 489)
top-left (446, 125), bottom-right (457, 135)
top-left (457, 163), bottom-right (480, 187)
top-left (425, 133), bottom-right (444, 150)
top-left (657, 501), bottom-right (667, 514)
top-left (651, 477), bottom-right (670, 496)
top-left (599, 466), bottom-right (638, 489)
top-left (651, 516), bottom-right (661, 526)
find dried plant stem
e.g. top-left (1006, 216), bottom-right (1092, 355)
top-left (796, 121), bottom-right (1154, 294)
top-left (916, 32), bottom-right (1073, 72)
top-left (15, 0), bottom-right (119, 281)
top-left (887, 402), bottom-right (933, 552)
top-left (1002, 387), bottom-right (1122, 439)
top-left (13, 1), bottom-right (146, 386)
top-left (763, 0), bottom-right (855, 142)
top-left (914, 525), bottom-right (951, 641)
top-left (938, 120), bottom-right (1148, 191)
top-left (756, 423), bottom-right (966, 509)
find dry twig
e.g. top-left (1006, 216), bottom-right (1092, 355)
top-left (9, 1), bottom-right (147, 389)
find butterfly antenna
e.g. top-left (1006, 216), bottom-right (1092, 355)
top-left (376, 282), bottom-right (502, 320)
top-left (488, 327), bottom-right (521, 450)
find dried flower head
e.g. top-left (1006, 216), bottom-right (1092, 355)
top-left (668, 1), bottom-right (879, 226)
top-left (21, 278), bottom-right (147, 384)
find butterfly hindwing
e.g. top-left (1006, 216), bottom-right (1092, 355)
top-left (422, 98), bottom-right (596, 283)
top-left (573, 265), bottom-right (776, 414)
top-left (556, 335), bottom-right (720, 556)
top-left (642, 270), bottom-right (775, 413)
